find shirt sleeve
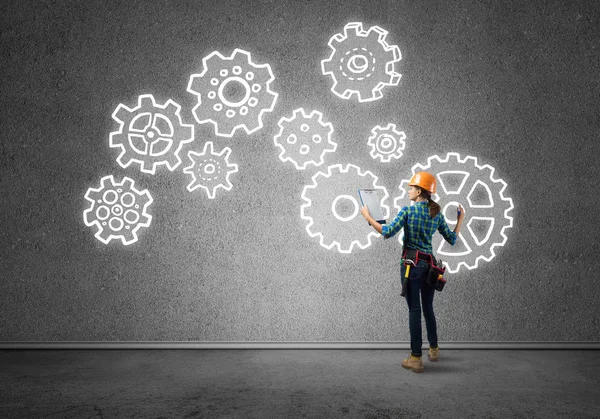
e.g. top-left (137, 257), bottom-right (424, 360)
top-left (437, 214), bottom-right (457, 245)
top-left (381, 206), bottom-right (408, 239)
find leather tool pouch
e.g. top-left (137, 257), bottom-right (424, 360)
top-left (427, 261), bottom-right (446, 291)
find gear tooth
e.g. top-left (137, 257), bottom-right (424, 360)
top-left (232, 48), bottom-right (251, 61)
top-left (164, 100), bottom-right (180, 117)
top-left (138, 94), bottom-right (155, 109)
top-left (116, 152), bottom-right (136, 170)
top-left (326, 124), bottom-right (334, 137)
top-left (387, 69), bottom-right (401, 85)
top-left (164, 152), bottom-right (180, 171)
top-left (345, 22), bottom-right (363, 35)
top-left (426, 155), bottom-right (439, 167)
top-left (141, 212), bottom-right (152, 226)
top-left (228, 162), bottom-right (239, 172)
top-left (121, 177), bottom-right (134, 190)
top-left (330, 32), bottom-right (346, 45)
top-left (372, 88), bottom-right (384, 101)
top-left (367, 25), bottom-right (387, 43)
top-left (85, 188), bottom-right (102, 203)
top-left (99, 175), bottom-right (114, 189)
top-left (202, 51), bottom-right (224, 69)
top-left (387, 45), bottom-right (401, 62)
top-left (321, 57), bottom-right (335, 74)
top-left (97, 226), bottom-right (113, 244)
top-left (480, 163), bottom-right (496, 180)
top-left (187, 74), bottom-right (204, 95)
top-left (142, 190), bottom-right (153, 206)
top-left (109, 131), bottom-right (126, 147)
top-left (112, 104), bottom-right (130, 124)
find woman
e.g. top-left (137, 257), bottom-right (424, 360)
top-left (360, 171), bottom-right (465, 373)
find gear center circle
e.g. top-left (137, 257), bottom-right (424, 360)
top-left (442, 201), bottom-right (460, 223)
top-left (331, 194), bottom-right (359, 222)
top-left (378, 134), bottom-right (397, 152)
top-left (347, 55), bottom-right (368, 73)
top-left (204, 163), bottom-right (216, 175)
top-left (218, 76), bottom-right (251, 108)
top-left (111, 204), bottom-right (124, 216)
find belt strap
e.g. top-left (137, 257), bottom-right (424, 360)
top-left (403, 248), bottom-right (437, 266)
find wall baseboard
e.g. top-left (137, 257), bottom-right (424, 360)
top-left (1, 341), bottom-right (599, 349)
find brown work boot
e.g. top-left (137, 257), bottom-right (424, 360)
top-left (428, 347), bottom-right (440, 362)
top-left (401, 354), bottom-right (424, 373)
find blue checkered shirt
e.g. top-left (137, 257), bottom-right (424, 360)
top-left (381, 201), bottom-right (457, 254)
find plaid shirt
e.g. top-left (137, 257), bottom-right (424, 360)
top-left (381, 201), bottom-right (457, 254)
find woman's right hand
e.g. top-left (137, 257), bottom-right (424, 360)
top-left (457, 204), bottom-right (465, 221)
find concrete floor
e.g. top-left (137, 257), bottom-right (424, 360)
top-left (2, 350), bottom-right (600, 418)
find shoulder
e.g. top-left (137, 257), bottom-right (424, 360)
top-left (399, 205), bottom-right (412, 216)
top-left (436, 211), bottom-right (447, 224)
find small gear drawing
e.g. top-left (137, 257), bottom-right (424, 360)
top-left (393, 153), bottom-right (514, 273)
top-left (273, 108), bottom-right (337, 170)
top-left (109, 94), bottom-right (194, 174)
top-left (183, 141), bottom-right (239, 199)
top-left (187, 48), bottom-right (278, 137)
top-left (301, 164), bottom-right (390, 254)
top-left (321, 22), bottom-right (401, 102)
top-left (367, 123), bottom-right (406, 162)
top-left (83, 175), bottom-right (153, 245)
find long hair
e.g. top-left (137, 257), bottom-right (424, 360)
top-left (419, 187), bottom-right (441, 218)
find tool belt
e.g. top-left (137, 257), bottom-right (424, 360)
top-left (401, 248), bottom-right (447, 294)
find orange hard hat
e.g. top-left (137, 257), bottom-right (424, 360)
top-left (409, 171), bottom-right (436, 194)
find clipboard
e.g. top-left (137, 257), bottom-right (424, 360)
top-left (357, 188), bottom-right (386, 226)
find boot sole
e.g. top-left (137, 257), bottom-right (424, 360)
top-left (402, 364), bottom-right (424, 373)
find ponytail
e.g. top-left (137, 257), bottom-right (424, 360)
top-left (420, 188), bottom-right (441, 218)
top-left (428, 199), bottom-right (441, 218)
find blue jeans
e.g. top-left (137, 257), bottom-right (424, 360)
top-left (401, 260), bottom-right (438, 357)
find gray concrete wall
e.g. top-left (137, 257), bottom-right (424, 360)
top-left (1, 0), bottom-right (599, 342)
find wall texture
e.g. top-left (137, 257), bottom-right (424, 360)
top-left (1, 0), bottom-right (599, 342)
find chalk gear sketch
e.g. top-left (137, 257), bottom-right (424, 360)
top-left (393, 153), bottom-right (514, 273)
top-left (273, 108), bottom-right (337, 170)
top-left (321, 22), bottom-right (401, 102)
top-left (367, 123), bottom-right (406, 162)
top-left (110, 94), bottom-right (194, 174)
top-left (84, 175), bottom-right (153, 245)
top-left (301, 164), bottom-right (390, 254)
top-left (183, 141), bottom-right (239, 199)
top-left (187, 48), bottom-right (278, 138)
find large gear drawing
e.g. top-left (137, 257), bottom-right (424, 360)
top-left (301, 164), bottom-right (390, 254)
top-left (273, 108), bottom-right (337, 170)
top-left (393, 153), bottom-right (514, 273)
top-left (187, 48), bottom-right (278, 137)
top-left (110, 94), bottom-right (194, 174)
top-left (83, 175), bottom-right (153, 245)
top-left (367, 123), bottom-right (406, 162)
top-left (321, 22), bottom-right (401, 102)
top-left (183, 141), bottom-right (239, 199)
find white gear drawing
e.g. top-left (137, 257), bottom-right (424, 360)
top-left (183, 141), bottom-right (239, 199)
top-left (110, 94), bottom-right (194, 174)
top-left (301, 164), bottom-right (390, 254)
top-left (367, 123), bottom-right (406, 162)
top-left (393, 153), bottom-right (514, 273)
top-left (321, 22), bottom-right (401, 102)
top-left (83, 175), bottom-right (153, 245)
top-left (273, 108), bottom-right (337, 170)
top-left (187, 48), bottom-right (278, 137)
